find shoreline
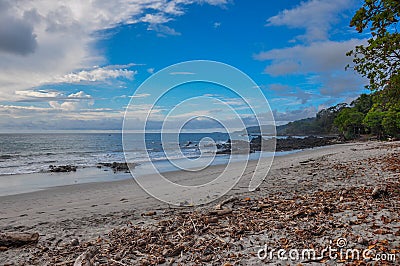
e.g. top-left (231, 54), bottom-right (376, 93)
top-left (0, 148), bottom-right (303, 197)
top-left (1, 141), bottom-right (399, 265)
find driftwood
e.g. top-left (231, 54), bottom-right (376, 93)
top-left (0, 232), bottom-right (39, 247)
top-left (214, 196), bottom-right (238, 210)
top-left (74, 246), bottom-right (98, 266)
top-left (208, 208), bottom-right (232, 216)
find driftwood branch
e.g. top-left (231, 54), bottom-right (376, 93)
top-left (208, 208), bottom-right (232, 216)
top-left (0, 232), bottom-right (39, 247)
top-left (214, 196), bottom-right (238, 210)
top-left (74, 246), bottom-right (98, 266)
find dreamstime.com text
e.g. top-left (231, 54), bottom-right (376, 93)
top-left (257, 238), bottom-right (397, 263)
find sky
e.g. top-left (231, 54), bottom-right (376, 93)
top-left (0, 0), bottom-right (369, 132)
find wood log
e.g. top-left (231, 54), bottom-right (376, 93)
top-left (208, 208), bottom-right (232, 216)
top-left (214, 196), bottom-right (238, 210)
top-left (0, 232), bottom-right (39, 247)
top-left (74, 246), bottom-right (98, 266)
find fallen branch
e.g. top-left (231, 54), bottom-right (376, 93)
top-left (189, 217), bottom-right (197, 232)
top-left (0, 232), bottom-right (39, 247)
top-left (110, 258), bottom-right (129, 266)
top-left (208, 208), bottom-right (232, 216)
top-left (74, 246), bottom-right (98, 266)
top-left (214, 196), bottom-right (238, 210)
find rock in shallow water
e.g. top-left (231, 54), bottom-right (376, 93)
top-left (49, 165), bottom-right (77, 172)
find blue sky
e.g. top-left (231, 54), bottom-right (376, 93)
top-left (0, 0), bottom-right (369, 132)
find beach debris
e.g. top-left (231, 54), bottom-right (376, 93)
top-left (371, 186), bottom-right (389, 199)
top-left (49, 165), bottom-right (77, 172)
top-left (163, 245), bottom-right (184, 257)
top-left (214, 196), bottom-right (238, 210)
top-left (208, 208), bottom-right (232, 216)
top-left (73, 246), bottom-right (98, 266)
top-left (141, 211), bottom-right (156, 216)
top-left (0, 232), bottom-right (39, 247)
top-left (70, 238), bottom-right (79, 246)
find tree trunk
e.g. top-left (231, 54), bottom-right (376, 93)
top-left (0, 232), bottom-right (39, 247)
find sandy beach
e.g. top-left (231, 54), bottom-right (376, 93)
top-left (1, 141), bottom-right (400, 265)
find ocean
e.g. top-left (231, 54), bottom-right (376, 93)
top-left (0, 132), bottom-right (234, 176)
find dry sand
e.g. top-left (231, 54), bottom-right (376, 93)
top-left (1, 141), bottom-right (399, 265)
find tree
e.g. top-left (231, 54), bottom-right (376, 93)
top-left (363, 109), bottom-right (385, 138)
top-left (382, 110), bottom-right (400, 137)
top-left (316, 103), bottom-right (348, 133)
top-left (347, 0), bottom-right (400, 91)
top-left (350, 93), bottom-right (373, 114)
top-left (372, 74), bottom-right (400, 111)
top-left (334, 108), bottom-right (365, 139)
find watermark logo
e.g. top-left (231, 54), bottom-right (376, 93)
top-left (257, 238), bottom-right (397, 263)
top-left (122, 60), bottom-right (276, 206)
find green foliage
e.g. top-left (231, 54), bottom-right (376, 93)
top-left (334, 107), bottom-right (365, 139)
top-left (278, 103), bottom-right (347, 136)
top-left (372, 74), bottom-right (400, 111)
top-left (363, 109), bottom-right (385, 137)
top-left (350, 93), bottom-right (373, 114)
top-left (382, 110), bottom-right (400, 137)
top-left (280, 117), bottom-right (321, 136)
top-left (347, 0), bottom-right (400, 90)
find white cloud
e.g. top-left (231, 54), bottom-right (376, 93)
top-left (273, 106), bottom-right (318, 124)
top-left (14, 89), bottom-right (95, 103)
top-left (266, 0), bottom-right (354, 42)
top-left (49, 91), bottom-right (94, 111)
top-left (200, 0), bottom-right (229, 6)
top-left (254, 39), bottom-right (368, 97)
top-left (267, 84), bottom-right (314, 104)
top-left (67, 91), bottom-right (92, 99)
top-left (53, 67), bottom-right (136, 83)
top-left (131, 93), bottom-right (151, 98)
top-left (148, 24), bottom-right (181, 37)
top-left (254, 39), bottom-right (366, 75)
top-left (0, 0), bottom-right (226, 101)
top-left (15, 90), bottom-right (62, 99)
top-left (0, 104), bottom-right (125, 130)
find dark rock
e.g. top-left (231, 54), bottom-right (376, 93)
top-left (184, 141), bottom-right (192, 147)
top-left (262, 136), bottom-right (337, 152)
top-left (371, 186), bottom-right (389, 199)
top-left (216, 135), bottom-right (337, 155)
top-left (216, 139), bottom-right (251, 154)
top-left (98, 162), bottom-right (137, 173)
top-left (49, 165), bottom-right (77, 172)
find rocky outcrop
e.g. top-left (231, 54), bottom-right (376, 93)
top-left (217, 136), bottom-right (339, 154)
top-left (216, 139), bottom-right (251, 154)
top-left (274, 136), bottom-right (338, 151)
top-left (49, 165), bottom-right (77, 172)
top-left (97, 162), bottom-right (136, 173)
